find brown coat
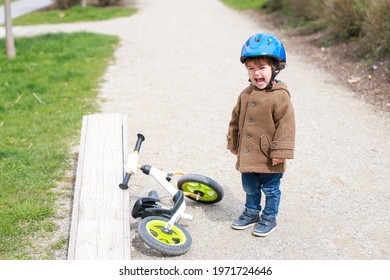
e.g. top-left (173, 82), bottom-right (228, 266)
top-left (227, 82), bottom-right (295, 173)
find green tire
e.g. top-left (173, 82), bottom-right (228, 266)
top-left (177, 174), bottom-right (224, 204)
top-left (138, 216), bottom-right (192, 256)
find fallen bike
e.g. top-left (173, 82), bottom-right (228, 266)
top-left (119, 134), bottom-right (224, 256)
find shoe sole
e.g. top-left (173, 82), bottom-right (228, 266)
top-left (231, 222), bottom-right (258, 230)
top-left (252, 225), bottom-right (277, 237)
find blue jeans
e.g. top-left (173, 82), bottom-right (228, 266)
top-left (241, 173), bottom-right (283, 218)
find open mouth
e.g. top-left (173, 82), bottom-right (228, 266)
top-left (255, 78), bottom-right (265, 85)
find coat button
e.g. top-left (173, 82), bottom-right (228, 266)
top-left (271, 143), bottom-right (277, 148)
top-left (249, 118), bottom-right (254, 123)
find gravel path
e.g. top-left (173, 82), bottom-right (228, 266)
top-left (13, 0), bottom-right (390, 260)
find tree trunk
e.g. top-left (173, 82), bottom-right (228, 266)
top-left (81, 0), bottom-right (88, 8)
top-left (4, 0), bottom-right (16, 58)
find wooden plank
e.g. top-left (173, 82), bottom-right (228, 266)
top-left (68, 113), bottom-right (130, 260)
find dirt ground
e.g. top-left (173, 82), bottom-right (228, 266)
top-left (14, 0), bottom-right (390, 260)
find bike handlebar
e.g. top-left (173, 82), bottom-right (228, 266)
top-left (134, 133), bottom-right (145, 152)
top-left (119, 173), bottom-right (132, 189)
top-left (119, 133), bottom-right (145, 190)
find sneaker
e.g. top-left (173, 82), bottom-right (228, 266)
top-left (252, 215), bottom-right (277, 237)
top-left (231, 211), bottom-right (259, 230)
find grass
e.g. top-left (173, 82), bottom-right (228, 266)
top-left (219, 0), bottom-right (268, 10)
top-left (12, 4), bottom-right (137, 25)
top-left (0, 0), bottom-right (17, 6)
top-left (0, 32), bottom-right (119, 259)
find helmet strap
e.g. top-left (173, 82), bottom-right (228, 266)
top-left (265, 68), bottom-right (278, 90)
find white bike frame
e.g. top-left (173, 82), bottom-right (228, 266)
top-left (146, 166), bottom-right (193, 230)
top-left (122, 146), bottom-right (193, 231)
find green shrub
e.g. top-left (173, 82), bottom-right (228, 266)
top-left (97, 0), bottom-right (121, 6)
top-left (265, 0), bottom-right (324, 21)
top-left (289, 0), bottom-right (324, 20)
top-left (55, 0), bottom-right (80, 9)
top-left (362, 0), bottom-right (390, 57)
top-left (55, 0), bottom-right (120, 9)
top-left (324, 0), bottom-right (369, 39)
top-left (265, 0), bottom-right (283, 11)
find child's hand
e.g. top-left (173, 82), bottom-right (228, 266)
top-left (272, 158), bottom-right (285, 166)
top-left (231, 150), bottom-right (238, 155)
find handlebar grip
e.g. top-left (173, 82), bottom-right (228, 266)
top-left (119, 172), bottom-right (131, 189)
top-left (134, 133), bottom-right (145, 152)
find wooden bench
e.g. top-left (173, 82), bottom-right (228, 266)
top-left (67, 113), bottom-right (131, 260)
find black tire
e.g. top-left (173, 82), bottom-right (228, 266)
top-left (138, 216), bottom-right (192, 256)
top-left (177, 174), bottom-right (224, 204)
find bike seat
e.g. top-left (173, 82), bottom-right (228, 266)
top-left (131, 190), bottom-right (161, 218)
top-left (141, 191), bottom-right (185, 219)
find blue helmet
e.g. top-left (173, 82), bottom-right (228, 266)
top-left (240, 33), bottom-right (286, 67)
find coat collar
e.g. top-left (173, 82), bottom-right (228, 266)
top-left (249, 80), bottom-right (288, 93)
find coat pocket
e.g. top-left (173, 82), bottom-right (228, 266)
top-left (260, 134), bottom-right (271, 158)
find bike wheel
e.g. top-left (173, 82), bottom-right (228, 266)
top-left (138, 216), bottom-right (192, 256)
top-left (177, 174), bottom-right (224, 204)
